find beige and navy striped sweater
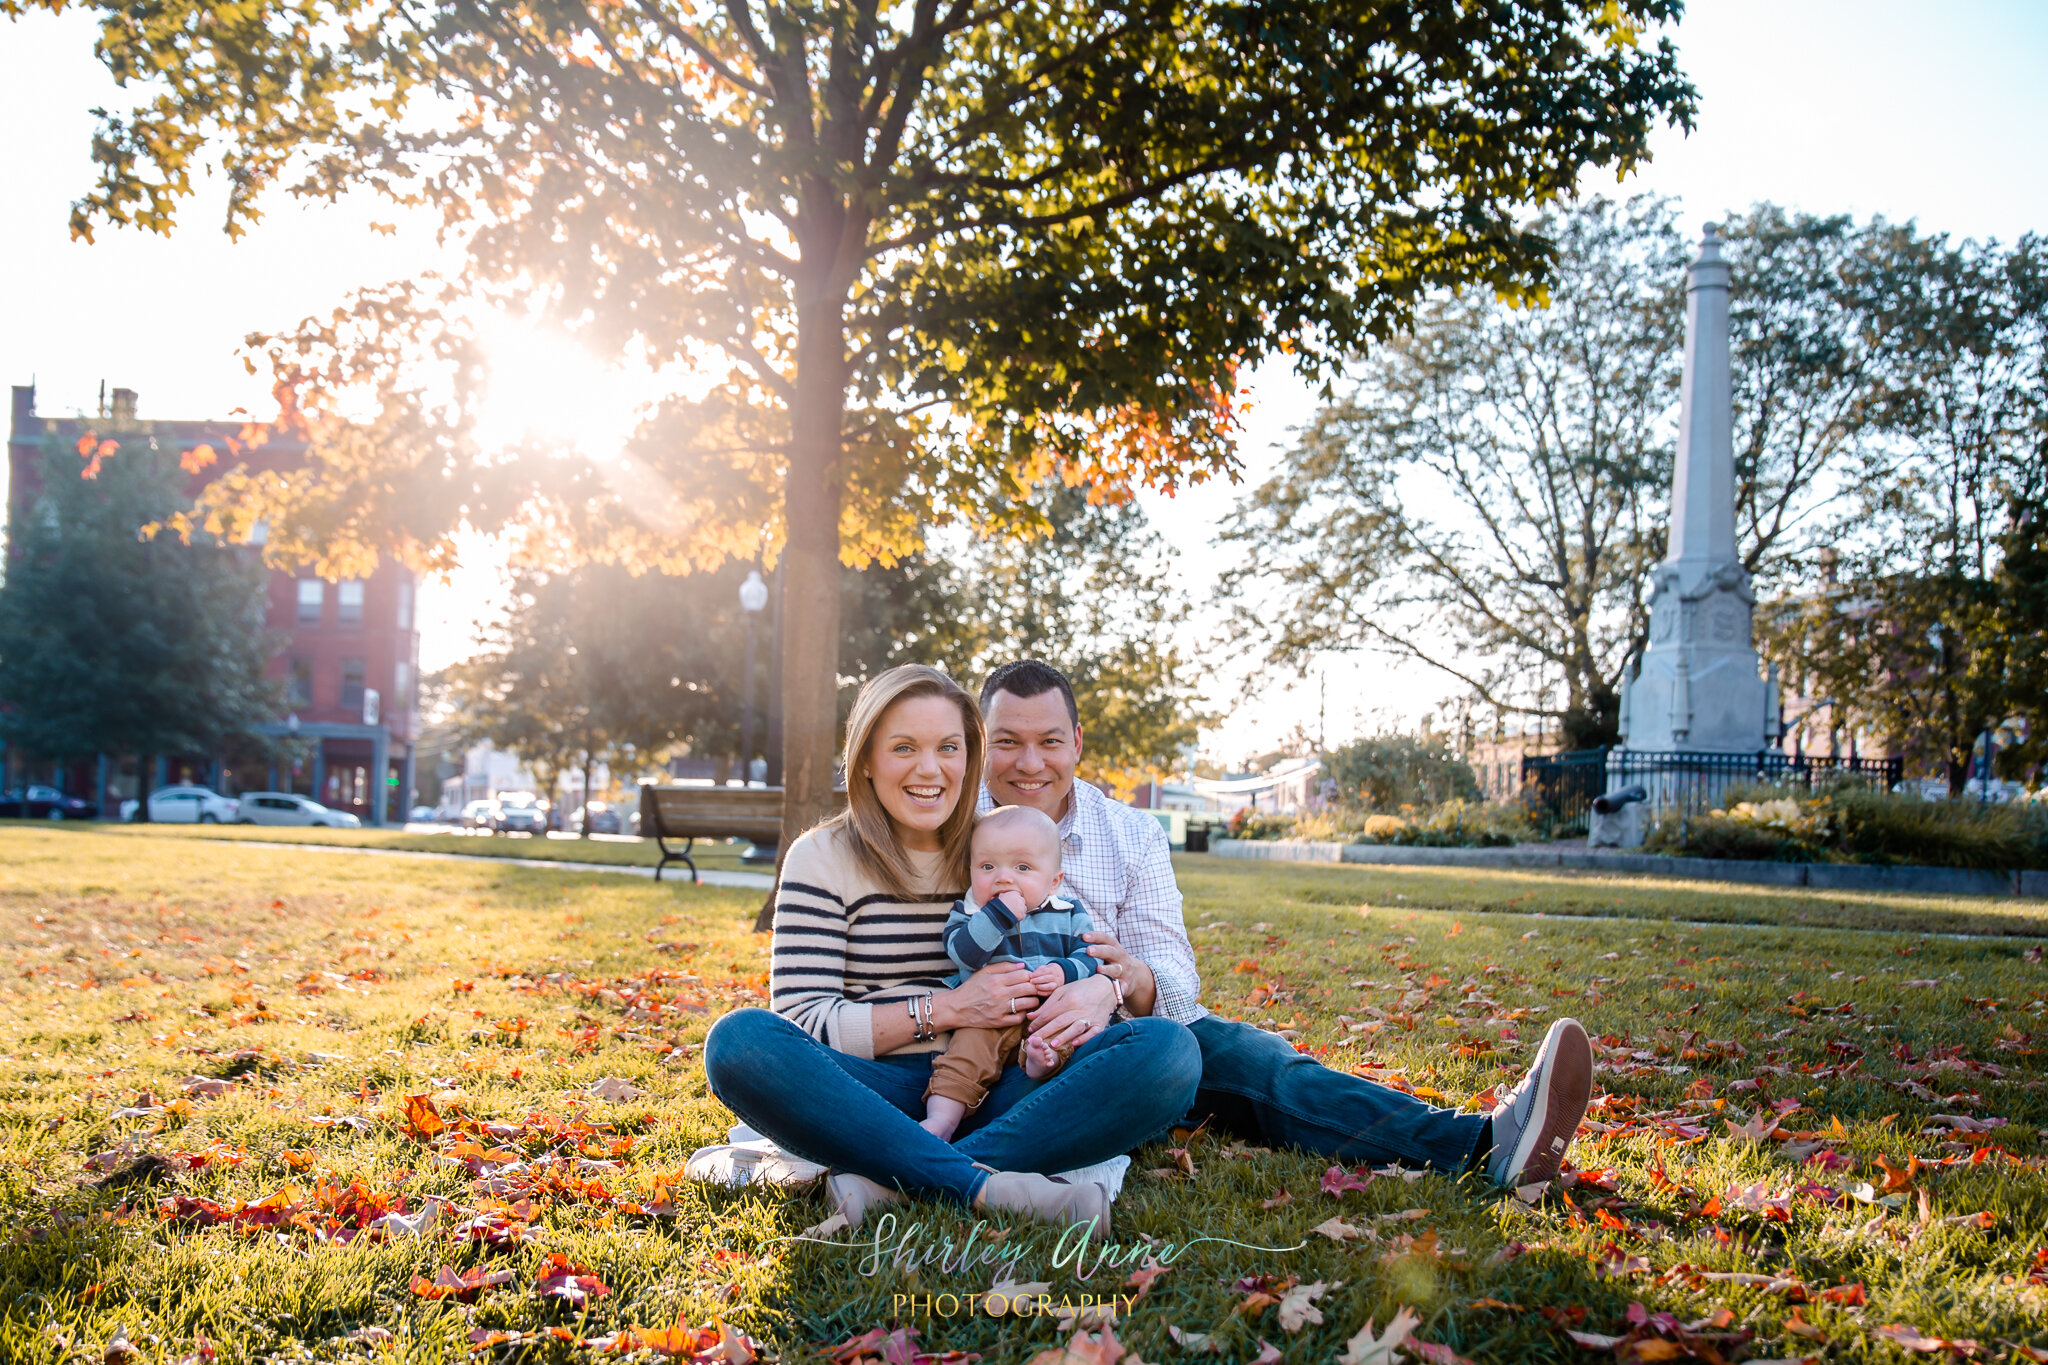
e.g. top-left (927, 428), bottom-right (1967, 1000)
top-left (769, 823), bottom-right (965, 1059)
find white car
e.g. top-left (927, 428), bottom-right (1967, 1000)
top-left (120, 785), bottom-right (240, 823)
top-left (234, 792), bottom-right (363, 828)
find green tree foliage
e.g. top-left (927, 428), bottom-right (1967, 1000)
top-left (1321, 731), bottom-right (1481, 812)
top-left (1762, 227), bottom-right (2047, 789)
top-left (1221, 197), bottom-right (1689, 750)
top-left (874, 490), bottom-right (1209, 789)
top-left (444, 563), bottom-right (757, 827)
top-left (14, 0), bottom-right (1698, 850)
top-left (1223, 198), bottom-right (1968, 755)
top-left (0, 434), bottom-right (281, 811)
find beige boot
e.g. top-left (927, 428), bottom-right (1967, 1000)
top-left (828, 1171), bottom-right (907, 1229)
top-left (973, 1168), bottom-right (1112, 1237)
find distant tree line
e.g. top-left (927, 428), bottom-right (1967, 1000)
top-left (1224, 197), bottom-right (2048, 788)
top-left (0, 433), bottom-right (281, 813)
top-left (446, 487), bottom-right (1207, 818)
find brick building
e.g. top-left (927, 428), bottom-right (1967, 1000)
top-left (5, 383), bottom-right (419, 823)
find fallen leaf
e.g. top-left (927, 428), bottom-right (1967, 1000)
top-left (1124, 1259), bottom-right (1171, 1302)
top-left (1336, 1306), bottom-right (1419, 1365)
top-left (1406, 1343), bottom-right (1477, 1365)
top-left (1262, 1189), bottom-right (1294, 1209)
top-left (1875, 1324), bottom-right (1979, 1354)
top-left (410, 1265), bottom-right (517, 1301)
top-left (1276, 1281), bottom-right (1326, 1333)
top-left (103, 1326), bottom-right (139, 1364)
top-left (1026, 1324), bottom-right (1124, 1365)
top-left (587, 1076), bottom-right (644, 1104)
top-left (534, 1253), bottom-right (610, 1305)
top-left (1247, 1341), bottom-right (1282, 1365)
top-left (1313, 1217), bottom-right (1365, 1242)
top-left (1321, 1164), bottom-right (1374, 1196)
top-left (986, 1277), bottom-right (1052, 1316)
top-left (399, 1093), bottom-right (445, 1139)
top-left (1167, 1326), bottom-right (1218, 1354)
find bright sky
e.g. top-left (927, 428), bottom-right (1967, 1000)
top-left (3, 1), bottom-right (2044, 764)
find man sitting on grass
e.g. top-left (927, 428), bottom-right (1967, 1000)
top-left (978, 659), bottom-right (1592, 1190)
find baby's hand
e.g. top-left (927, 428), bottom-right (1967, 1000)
top-left (990, 889), bottom-right (1030, 917)
top-left (1027, 965), bottom-right (1066, 994)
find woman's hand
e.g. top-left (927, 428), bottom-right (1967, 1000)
top-left (932, 960), bottom-right (1042, 1031)
top-left (1082, 930), bottom-right (1157, 1017)
top-left (1028, 973), bottom-right (1118, 1052)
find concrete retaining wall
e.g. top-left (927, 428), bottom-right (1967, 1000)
top-left (1211, 838), bottom-right (2048, 900)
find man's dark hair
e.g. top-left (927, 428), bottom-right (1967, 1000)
top-left (979, 659), bottom-right (1080, 728)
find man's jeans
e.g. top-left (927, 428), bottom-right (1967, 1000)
top-left (1186, 1014), bottom-right (1488, 1170)
top-left (704, 1008), bottom-right (1202, 1205)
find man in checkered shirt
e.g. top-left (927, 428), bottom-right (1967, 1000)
top-left (978, 661), bottom-right (1592, 1189)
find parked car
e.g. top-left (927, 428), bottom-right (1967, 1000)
top-left (407, 804), bottom-right (439, 823)
top-left (0, 784), bottom-right (99, 820)
top-left (119, 785), bottom-right (240, 823)
top-left (491, 792), bottom-right (549, 835)
top-left (570, 800), bottom-right (622, 835)
top-left (234, 791), bottom-right (362, 828)
top-left (461, 799), bottom-right (496, 831)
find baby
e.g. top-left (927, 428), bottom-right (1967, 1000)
top-left (920, 804), bottom-right (1100, 1140)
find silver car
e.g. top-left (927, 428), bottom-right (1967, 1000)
top-left (235, 792), bottom-right (363, 828)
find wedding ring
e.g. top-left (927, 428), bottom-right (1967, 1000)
top-left (1010, 998), bottom-right (1019, 1014)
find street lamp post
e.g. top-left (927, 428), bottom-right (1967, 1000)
top-left (738, 568), bottom-right (769, 786)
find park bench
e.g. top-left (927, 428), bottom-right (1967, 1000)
top-left (637, 784), bottom-right (846, 883)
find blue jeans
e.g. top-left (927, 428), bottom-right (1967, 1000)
top-left (1185, 1015), bottom-right (1488, 1170)
top-left (703, 1008), bottom-right (1202, 1205)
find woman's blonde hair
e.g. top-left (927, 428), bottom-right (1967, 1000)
top-left (826, 663), bottom-right (984, 898)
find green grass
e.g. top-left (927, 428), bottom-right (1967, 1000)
top-left (2, 828), bottom-right (2045, 1364)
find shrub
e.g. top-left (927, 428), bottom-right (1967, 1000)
top-left (1292, 799), bottom-right (1534, 848)
top-left (1322, 733), bottom-right (1480, 810)
top-left (1644, 781), bottom-right (2048, 870)
top-left (1225, 808), bottom-right (1296, 841)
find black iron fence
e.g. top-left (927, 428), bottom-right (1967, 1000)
top-left (1519, 748), bottom-right (1905, 827)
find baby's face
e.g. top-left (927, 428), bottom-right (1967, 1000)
top-left (970, 823), bottom-right (1063, 913)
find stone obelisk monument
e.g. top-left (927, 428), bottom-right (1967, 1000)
top-left (1618, 224), bottom-right (1773, 755)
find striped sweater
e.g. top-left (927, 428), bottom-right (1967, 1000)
top-left (768, 823), bottom-right (965, 1058)
top-left (943, 892), bottom-right (1099, 986)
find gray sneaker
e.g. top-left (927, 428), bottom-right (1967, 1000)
top-left (1485, 1017), bottom-right (1593, 1189)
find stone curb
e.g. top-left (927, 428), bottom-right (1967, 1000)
top-left (1209, 838), bottom-right (2047, 900)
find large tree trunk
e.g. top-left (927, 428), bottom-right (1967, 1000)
top-left (755, 341), bottom-right (846, 932)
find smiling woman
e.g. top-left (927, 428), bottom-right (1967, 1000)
top-left (701, 663), bottom-right (1203, 1231)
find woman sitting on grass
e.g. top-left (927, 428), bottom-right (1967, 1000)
top-left (703, 664), bottom-right (1202, 1233)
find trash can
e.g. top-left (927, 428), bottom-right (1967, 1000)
top-left (1185, 825), bottom-right (1210, 854)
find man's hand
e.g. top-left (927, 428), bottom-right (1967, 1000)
top-left (1027, 972), bottom-right (1117, 1052)
top-left (1081, 930), bottom-right (1157, 1018)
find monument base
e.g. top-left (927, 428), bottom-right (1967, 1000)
top-left (1588, 802), bottom-right (1647, 849)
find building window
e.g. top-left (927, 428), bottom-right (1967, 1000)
top-left (288, 658), bottom-right (314, 707)
top-left (394, 660), bottom-right (412, 711)
top-left (396, 580), bottom-right (413, 631)
top-left (340, 658), bottom-right (366, 709)
top-left (337, 580), bottom-right (365, 626)
top-left (247, 521), bottom-right (269, 547)
top-left (297, 579), bottom-right (324, 624)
